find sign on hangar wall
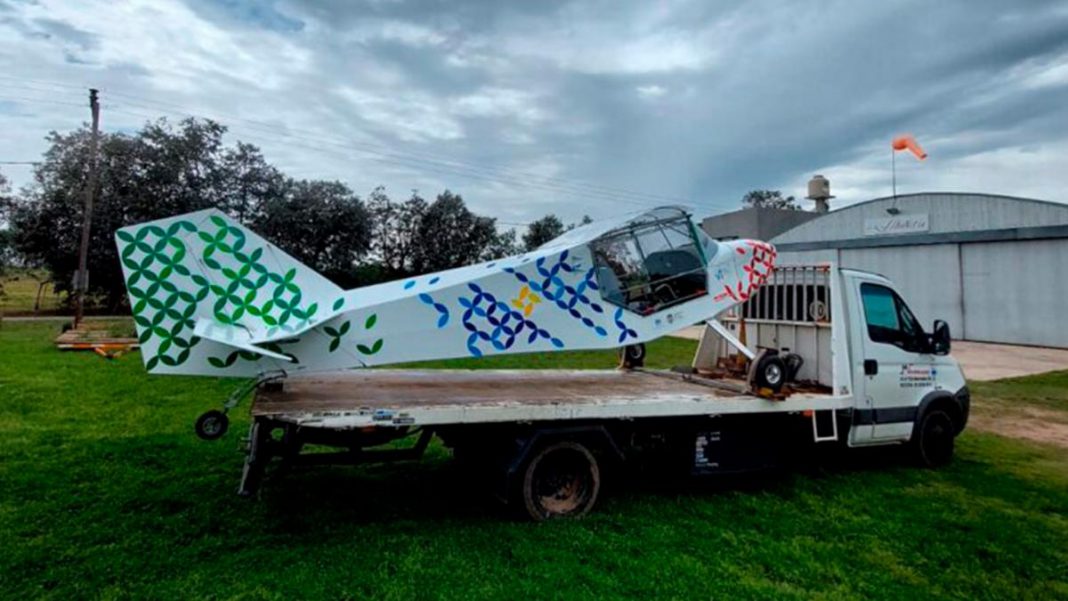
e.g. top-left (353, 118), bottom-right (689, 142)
top-left (863, 214), bottom-right (930, 236)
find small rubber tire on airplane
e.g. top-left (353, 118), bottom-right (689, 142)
top-left (515, 441), bottom-right (601, 521)
top-left (620, 343), bottom-right (646, 369)
top-left (195, 410), bottom-right (229, 441)
top-left (753, 353), bottom-right (787, 393)
top-left (912, 409), bottom-right (955, 468)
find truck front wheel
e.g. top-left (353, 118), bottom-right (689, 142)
top-left (516, 441), bottom-right (601, 521)
top-left (912, 409), bottom-right (955, 467)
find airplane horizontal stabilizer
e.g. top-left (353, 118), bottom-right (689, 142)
top-left (192, 320), bottom-right (296, 363)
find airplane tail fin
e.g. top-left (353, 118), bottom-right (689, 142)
top-left (115, 209), bottom-right (343, 372)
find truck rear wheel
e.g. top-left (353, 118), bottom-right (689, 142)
top-left (912, 409), bottom-right (955, 467)
top-left (516, 441), bottom-right (601, 521)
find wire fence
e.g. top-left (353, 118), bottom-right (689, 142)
top-left (0, 271), bottom-right (67, 315)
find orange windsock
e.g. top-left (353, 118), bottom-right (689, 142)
top-left (892, 135), bottom-right (927, 160)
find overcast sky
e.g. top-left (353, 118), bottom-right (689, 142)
top-left (1, 0), bottom-right (1067, 225)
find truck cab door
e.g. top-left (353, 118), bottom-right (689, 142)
top-left (855, 281), bottom-right (935, 442)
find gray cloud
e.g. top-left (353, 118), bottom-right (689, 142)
top-left (33, 17), bottom-right (96, 49)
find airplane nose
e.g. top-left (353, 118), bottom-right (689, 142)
top-left (718, 239), bottom-right (777, 301)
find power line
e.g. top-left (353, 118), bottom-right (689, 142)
top-left (105, 103), bottom-right (667, 208)
top-left (0, 75), bottom-right (737, 215)
top-left (0, 76), bottom-right (726, 212)
top-left (107, 103), bottom-right (674, 210)
top-left (0, 79), bottom-right (87, 97)
top-left (0, 74), bottom-right (89, 91)
top-left (0, 91), bottom-right (92, 109)
top-left (101, 91), bottom-right (732, 212)
top-left (103, 89), bottom-right (698, 207)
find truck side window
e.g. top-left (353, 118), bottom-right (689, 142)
top-left (860, 283), bottom-right (923, 351)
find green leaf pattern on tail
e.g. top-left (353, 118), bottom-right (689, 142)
top-left (118, 215), bottom-right (318, 369)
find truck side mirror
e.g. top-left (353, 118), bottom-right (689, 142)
top-left (931, 320), bottom-right (951, 355)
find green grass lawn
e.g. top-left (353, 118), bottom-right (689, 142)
top-left (970, 370), bottom-right (1068, 415)
top-left (1, 321), bottom-right (1066, 600)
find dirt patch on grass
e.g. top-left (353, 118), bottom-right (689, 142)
top-left (970, 406), bottom-right (1068, 449)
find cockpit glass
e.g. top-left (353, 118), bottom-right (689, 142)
top-left (591, 215), bottom-right (708, 315)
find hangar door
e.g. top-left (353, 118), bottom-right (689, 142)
top-left (840, 244), bottom-right (963, 337)
top-left (962, 239), bottom-right (1068, 347)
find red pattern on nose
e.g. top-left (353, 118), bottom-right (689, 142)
top-left (712, 240), bottom-right (777, 304)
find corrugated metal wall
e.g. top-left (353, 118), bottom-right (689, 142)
top-left (961, 239), bottom-right (1068, 347)
top-left (776, 245), bottom-right (962, 340)
top-left (840, 245), bottom-right (962, 335)
top-left (778, 239), bottom-right (1068, 347)
top-left (768, 193), bottom-right (1068, 348)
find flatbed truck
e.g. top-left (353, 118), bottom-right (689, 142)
top-left (239, 265), bottom-right (969, 520)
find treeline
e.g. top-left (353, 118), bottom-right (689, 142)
top-left (0, 118), bottom-right (587, 311)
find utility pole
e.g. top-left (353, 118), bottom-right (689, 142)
top-left (73, 88), bottom-right (100, 329)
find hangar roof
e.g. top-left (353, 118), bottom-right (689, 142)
top-left (771, 192), bottom-right (1068, 250)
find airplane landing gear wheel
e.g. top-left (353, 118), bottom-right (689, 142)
top-left (620, 343), bottom-right (646, 369)
top-left (751, 351), bottom-right (787, 394)
top-left (195, 410), bottom-right (229, 440)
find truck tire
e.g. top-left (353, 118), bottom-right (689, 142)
top-left (515, 441), bottom-right (601, 521)
top-left (912, 409), bottom-right (955, 468)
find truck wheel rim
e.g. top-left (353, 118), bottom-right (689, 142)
top-left (533, 449), bottom-right (593, 516)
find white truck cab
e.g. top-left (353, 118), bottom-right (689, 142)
top-left (707, 264), bottom-right (969, 465)
top-left (843, 269), bottom-right (967, 448)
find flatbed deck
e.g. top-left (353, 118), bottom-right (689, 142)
top-left (251, 369), bottom-right (850, 429)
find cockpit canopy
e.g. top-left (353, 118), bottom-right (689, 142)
top-left (590, 208), bottom-right (710, 315)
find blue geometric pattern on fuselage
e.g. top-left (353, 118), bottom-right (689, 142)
top-left (458, 283), bottom-right (564, 357)
top-left (505, 249), bottom-right (609, 337)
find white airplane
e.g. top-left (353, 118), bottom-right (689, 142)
top-left (116, 206), bottom-right (776, 437)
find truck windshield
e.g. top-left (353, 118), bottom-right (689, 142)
top-left (591, 215), bottom-right (707, 315)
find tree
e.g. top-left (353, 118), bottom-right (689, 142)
top-left (522, 213), bottom-right (593, 251)
top-left (523, 214), bottom-right (565, 251)
top-left (251, 179), bottom-right (372, 287)
top-left (216, 142), bottom-right (287, 222)
top-left (11, 127), bottom-right (139, 309)
top-left (11, 118), bottom-right (315, 308)
top-left (483, 228), bottom-right (520, 260)
top-left (367, 187), bottom-right (426, 277)
top-left (741, 189), bottom-right (801, 210)
top-left (0, 170), bottom-right (13, 287)
top-left (410, 190), bottom-right (497, 273)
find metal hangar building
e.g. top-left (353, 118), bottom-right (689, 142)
top-left (767, 192), bottom-right (1068, 348)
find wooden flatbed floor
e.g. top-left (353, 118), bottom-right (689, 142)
top-left (254, 369), bottom-right (743, 413)
top-left (251, 370), bottom-right (848, 429)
